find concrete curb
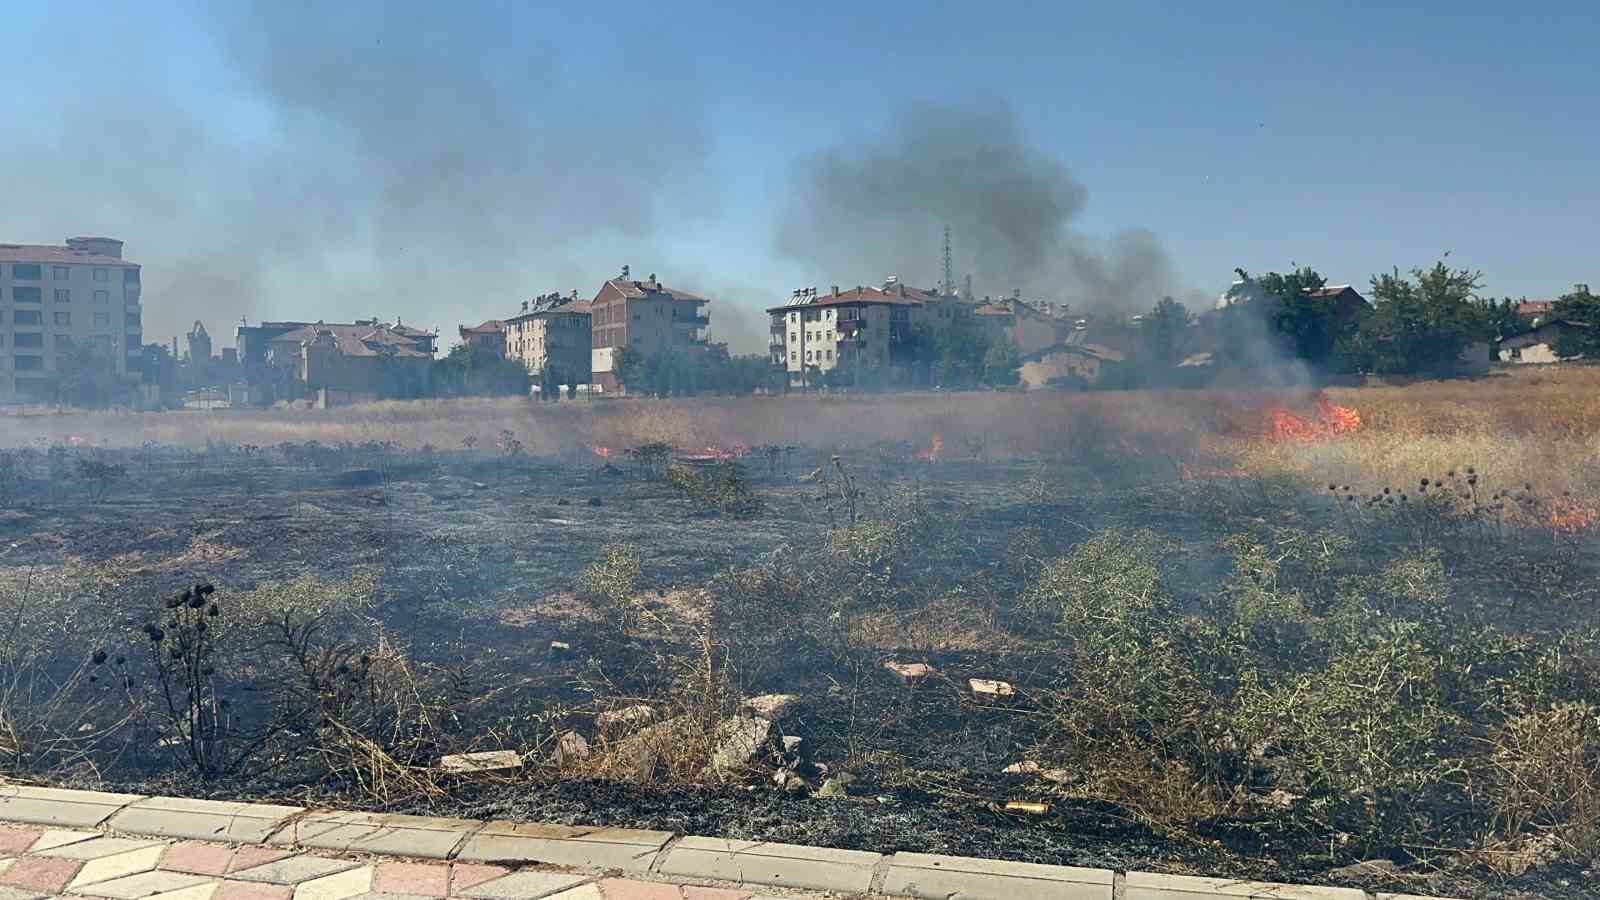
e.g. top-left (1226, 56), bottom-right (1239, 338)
top-left (0, 786), bottom-right (1464, 900)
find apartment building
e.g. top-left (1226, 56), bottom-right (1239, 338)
top-left (767, 278), bottom-right (965, 388)
top-left (457, 320), bottom-right (507, 357)
top-left (589, 267), bottom-right (710, 390)
top-left (504, 294), bottom-right (592, 387)
top-left (0, 237), bottom-right (141, 401)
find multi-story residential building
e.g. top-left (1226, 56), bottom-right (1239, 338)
top-left (766, 278), bottom-right (967, 388)
top-left (589, 266), bottom-right (710, 391)
top-left (504, 294), bottom-right (592, 388)
top-left (0, 237), bottom-right (141, 401)
top-left (457, 320), bottom-right (507, 357)
top-left (971, 297), bottom-right (1066, 357)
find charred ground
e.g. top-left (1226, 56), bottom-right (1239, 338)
top-left (2, 392), bottom-right (1599, 900)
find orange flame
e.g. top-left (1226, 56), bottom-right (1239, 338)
top-left (1548, 498), bottom-right (1597, 534)
top-left (591, 446), bottom-right (613, 459)
top-left (1266, 398), bottom-right (1362, 442)
top-left (914, 433), bottom-right (944, 463)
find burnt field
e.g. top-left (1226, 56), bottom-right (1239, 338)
top-left (3, 396), bottom-right (1600, 900)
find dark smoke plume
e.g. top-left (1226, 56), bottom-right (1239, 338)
top-left (776, 101), bottom-right (1189, 311)
top-left (0, 1), bottom-right (712, 345)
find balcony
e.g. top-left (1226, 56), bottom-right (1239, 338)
top-left (677, 314), bottom-right (711, 327)
top-left (837, 319), bottom-right (863, 335)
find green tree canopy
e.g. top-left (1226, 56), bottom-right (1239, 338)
top-left (1343, 262), bottom-right (1491, 375)
top-left (1549, 286), bottom-right (1600, 359)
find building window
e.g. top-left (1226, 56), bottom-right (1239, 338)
top-left (94, 312), bottom-right (110, 328)
top-left (15, 355), bottom-right (42, 371)
top-left (15, 332), bottom-right (43, 348)
top-left (14, 286), bottom-right (41, 303)
top-left (123, 268), bottom-right (139, 284)
top-left (53, 266), bottom-right (69, 280)
top-left (126, 312), bottom-right (140, 328)
top-left (13, 264), bottom-right (41, 280)
top-left (54, 311), bottom-right (70, 326)
top-left (826, 350), bottom-right (833, 361)
top-left (789, 351), bottom-right (796, 362)
top-left (93, 268), bottom-right (108, 282)
top-left (14, 310), bottom-right (41, 326)
top-left (54, 289), bottom-right (70, 303)
top-left (805, 350), bottom-right (813, 362)
top-left (92, 335), bottom-right (111, 352)
top-left (54, 335), bottom-right (72, 349)
top-left (94, 290), bottom-right (108, 304)
top-left (826, 331), bottom-right (833, 340)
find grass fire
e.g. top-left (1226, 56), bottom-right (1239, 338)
top-left (3, 368), bottom-right (1600, 900)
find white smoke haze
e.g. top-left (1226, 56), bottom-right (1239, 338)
top-left (0, 1), bottom-right (714, 345)
top-left (776, 101), bottom-right (1195, 312)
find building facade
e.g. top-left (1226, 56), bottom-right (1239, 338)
top-left (589, 267), bottom-right (710, 390)
top-left (0, 237), bottom-right (141, 401)
top-left (766, 278), bottom-right (968, 388)
top-left (505, 295), bottom-right (592, 387)
top-left (457, 320), bottom-right (506, 357)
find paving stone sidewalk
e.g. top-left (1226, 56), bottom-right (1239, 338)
top-left (0, 786), bottom-right (1460, 900)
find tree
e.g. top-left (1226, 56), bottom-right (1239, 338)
top-left (1139, 297), bottom-right (1192, 371)
top-left (614, 347), bottom-right (645, 393)
top-left (1549, 286), bottom-right (1600, 359)
top-left (981, 340), bottom-right (1021, 387)
top-left (428, 345), bottom-right (530, 397)
top-left (53, 345), bottom-right (124, 408)
top-left (1344, 262), bottom-right (1491, 375)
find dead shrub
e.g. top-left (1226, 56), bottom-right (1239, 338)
top-left (1488, 702), bottom-right (1600, 862)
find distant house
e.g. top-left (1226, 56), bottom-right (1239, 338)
top-left (1019, 342), bottom-right (1126, 389)
top-left (971, 298), bottom-right (1063, 357)
top-left (458, 320), bottom-right (506, 357)
top-left (264, 320), bottom-right (437, 405)
top-left (1499, 319), bottom-right (1587, 364)
top-left (1303, 285), bottom-right (1372, 323)
top-left (1515, 300), bottom-right (1555, 321)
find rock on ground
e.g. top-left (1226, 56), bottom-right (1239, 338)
top-left (596, 704), bottom-right (657, 737)
top-left (740, 693), bottom-right (799, 719)
top-left (708, 715), bottom-right (775, 777)
top-left (438, 750), bottom-right (523, 774)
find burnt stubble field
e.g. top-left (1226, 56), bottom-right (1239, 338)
top-left (4, 379), bottom-right (1600, 900)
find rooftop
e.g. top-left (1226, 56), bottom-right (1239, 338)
top-left (602, 276), bottom-right (708, 304)
top-left (0, 242), bottom-right (137, 267)
top-left (270, 322), bottom-right (435, 358)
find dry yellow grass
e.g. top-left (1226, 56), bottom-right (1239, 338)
top-left (6, 366), bottom-right (1599, 499)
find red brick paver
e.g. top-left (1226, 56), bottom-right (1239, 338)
top-left (225, 845), bottom-right (292, 874)
top-left (449, 863), bottom-right (510, 894)
top-left (599, 878), bottom-right (682, 900)
top-left (0, 828), bottom-right (42, 856)
top-left (374, 860), bottom-right (451, 897)
top-left (213, 880), bottom-right (295, 900)
top-left (160, 841), bottom-right (238, 875)
top-left (0, 856), bottom-right (83, 894)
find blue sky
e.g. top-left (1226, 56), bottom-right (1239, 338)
top-left (1, 1), bottom-right (1595, 351)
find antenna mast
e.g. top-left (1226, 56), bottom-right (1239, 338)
top-left (941, 225), bottom-right (955, 295)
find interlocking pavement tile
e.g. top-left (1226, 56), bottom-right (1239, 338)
top-left (36, 836), bottom-right (164, 860)
top-left (159, 842), bottom-right (238, 876)
top-left (347, 894), bottom-right (441, 900)
top-left (69, 845), bottom-right (168, 890)
top-left (448, 864), bottom-right (508, 895)
top-left (0, 863), bottom-right (10, 878)
top-left (145, 885), bottom-right (222, 900)
top-left (292, 864), bottom-right (373, 900)
top-left (543, 887), bottom-right (602, 900)
top-left (0, 886), bottom-right (50, 900)
top-left (0, 829), bottom-right (42, 856)
top-left (213, 882), bottom-right (293, 900)
top-left (457, 871), bottom-right (590, 899)
top-left (28, 829), bottom-right (100, 852)
top-left (226, 848), bottom-right (293, 875)
top-left (110, 797), bottom-right (304, 844)
top-left (595, 880), bottom-right (678, 900)
top-left (227, 855), bottom-right (359, 885)
top-left (371, 862), bottom-right (448, 897)
top-left (72, 869), bottom-right (213, 899)
top-left (0, 856), bottom-right (83, 894)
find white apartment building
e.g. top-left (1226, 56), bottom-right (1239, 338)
top-left (0, 237), bottom-right (141, 401)
top-left (767, 279), bottom-right (963, 388)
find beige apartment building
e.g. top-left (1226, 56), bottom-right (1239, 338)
top-left (504, 294), bottom-right (592, 388)
top-left (589, 267), bottom-right (710, 390)
top-left (0, 237), bottom-right (141, 401)
top-left (767, 278), bottom-right (966, 388)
